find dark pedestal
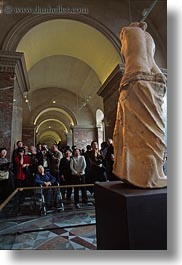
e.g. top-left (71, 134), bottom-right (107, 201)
top-left (95, 181), bottom-right (167, 250)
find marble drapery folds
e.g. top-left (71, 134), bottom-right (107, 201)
top-left (113, 23), bottom-right (167, 188)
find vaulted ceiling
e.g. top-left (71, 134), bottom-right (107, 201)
top-left (17, 19), bottom-right (121, 84)
top-left (10, 0), bottom-right (166, 146)
top-left (16, 19), bottom-right (121, 145)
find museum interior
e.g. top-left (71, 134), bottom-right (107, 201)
top-left (0, 0), bottom-right (167, 250)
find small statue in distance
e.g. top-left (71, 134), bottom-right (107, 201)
top-left (113, 22), bottom-right (167, 188)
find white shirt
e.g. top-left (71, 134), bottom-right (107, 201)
top-left (70, 155), bottom-right (86, 175)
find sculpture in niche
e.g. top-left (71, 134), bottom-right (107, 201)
top-left (113, 22), bottom-right (167, 188)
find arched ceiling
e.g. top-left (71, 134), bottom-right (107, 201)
top-left (28, 55), bottom-right (101, 98)
top-left (16, 19), bottom-right (121, 84)
top-left (17, 18), bottom-right (121, 145)
top-left (34, 107), bottom-right (75, 127)
top-left (38, 129), bottom-right (62, 147)
top-left (35, 119), bottom-right (68, 134)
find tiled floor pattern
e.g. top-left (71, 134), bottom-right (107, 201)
top-left (0, 207), bottom-right (96, 250)
top-left (1, 225), bottom-right (97, 250)
top-left (0, 190), bottom-right (97, 250)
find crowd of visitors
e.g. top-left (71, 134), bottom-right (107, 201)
top-left (0, 139), bottom-right (116, 208)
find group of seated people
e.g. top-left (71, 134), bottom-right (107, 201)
top-left (0, 139), bottom-right (116, 209)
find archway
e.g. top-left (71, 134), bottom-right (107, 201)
top-left (9, 16), bottom-right (122, 148)
top-left (32, 107), bottom-right (76, 147)
top-left (16, 19), bottom-right (121, 84)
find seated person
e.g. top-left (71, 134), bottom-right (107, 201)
top-left (34, 165), bottom-right (61, 208)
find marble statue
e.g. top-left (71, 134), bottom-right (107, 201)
top-left (113, 22), bottom-right (167, 188)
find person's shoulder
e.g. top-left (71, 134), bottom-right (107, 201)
top-left (81, 155), bottom-right (86, 161)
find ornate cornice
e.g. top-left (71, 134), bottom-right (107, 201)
top-left (72, 124), bottom-right (96, 129)
top-left (97, 64), bottom-right (124, 99)
top-left (0, 50), bottom-right (30, 93)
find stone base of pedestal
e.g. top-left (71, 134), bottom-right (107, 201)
top-left (95, 181), bottom-right (167, 250)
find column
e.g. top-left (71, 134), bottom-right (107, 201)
top-left (22, 125), bottom-right (36, 147)
top-left (97, 64), bottom-right (124, 140)
top-left (0, 51), bottom-right (30, 159)
top-left (66, 131), bottom-right (73, 148)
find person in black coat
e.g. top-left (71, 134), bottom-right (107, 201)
top-left (59, 148), bottom-right (73, 200)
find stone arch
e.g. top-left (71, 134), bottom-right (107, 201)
top-left (33, 107), bottom-right (77, 127)
top-left (2, 13), bottom-right (122, 58)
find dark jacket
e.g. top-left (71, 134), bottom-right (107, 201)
top-left (34, 172), bottom-right (56, 186)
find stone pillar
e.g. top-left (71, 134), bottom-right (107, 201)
top-left (66, 131), bottom-right (73, 147)
top-left (72, 125), bottom-right (97, 150)
top-left (97, 64), bottom-right (124, 140)
top-left (22, 125), bottom-right (35, 147)
top-left (0, 51), bottom-right (29, 159)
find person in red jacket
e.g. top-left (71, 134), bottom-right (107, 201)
top-left (14, 147), bottom-right (30, 188)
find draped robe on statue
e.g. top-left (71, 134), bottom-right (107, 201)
top-left (113, 22), bottom-right (167, 188)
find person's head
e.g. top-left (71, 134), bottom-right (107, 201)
top-left (72, 145), bottom-right (77, 151)
top-left (42, 145), bottom-right (48, 152)
top-left (17, 147), bottom-right (25, 155)
top-left (16, 141), bottom-right (23, 148)
top-left (73, 148), bottom-right (80, 157)
top-left (37, 165), bottom-right (44, 175)
top-left (81, 149), bottom-right (85, 154)
top-left (64, 148), bottom-right (72, 158)
top-left (91, 141), bottom-right (98, 151)
top-left (52, 144), bottom-right (58, 152)
top-left (107, 138), bottom-right (113, 146)
top-left (24, 145), bottom-right (29, 154)
top-left (0, 147), bottom-right (7, 158)
top-left (86, 145), bottom-right (91, 151)
top-left (101, 141), bottom-right (107, 149)
top-left (36, 143), bottom-right (42, 150)
top-left (30, 146), bottom-right (37, 155)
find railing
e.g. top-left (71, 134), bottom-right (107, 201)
top-left (0, 183), bottom-right (95, 211)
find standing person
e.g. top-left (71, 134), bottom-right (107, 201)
top-left (36, 143), bottom-right (43, 165)
top-left (59, 148), bottom-right (72, 200)
top-left (14, 147), bottom-right (30, 203)
top-left (38, 144), bottom-right (52, 173)
top-left (14, 147), bottom-right (30, 188)
top-left (22, 145), bottom-right (32, 185)
top-left (100, 141), bottom-right (108, 168)
top-left (87, 141), bottom-right (107, 184)
top-left (29, 146), bottom-right (39, 185)
top-left (70, 148), bottom-right (88, 208)
top-left (84, 145), bottom-right (92, 187)
top-left (11, 140), bottom-right (24, 173)
top-left (105, 139), bottom-right (116, 181)
top-left (50, 144), bottom-right (63, 181)
top-left (0, 147), bottom-right (14, 201)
